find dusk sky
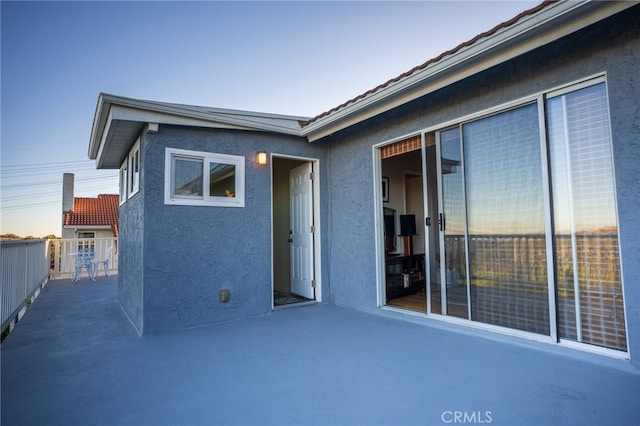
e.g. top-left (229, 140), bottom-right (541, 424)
top-left (1, 0), bottom-right (540, 237)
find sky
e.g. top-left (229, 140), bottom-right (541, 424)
top-left (1, 0), bottom-right (541, 238)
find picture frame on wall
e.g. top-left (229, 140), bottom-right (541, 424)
top-left (382, 177), bottom-right (389, 202)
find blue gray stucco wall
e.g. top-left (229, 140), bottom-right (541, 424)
top-left (322, 8), bottom-right (639, 365)
top-left (120, 126), bottom-right (327, 334)
top-left (116, 7), bottom-right (638, 366)
top-left (118, 160), bottom-right (145, 334)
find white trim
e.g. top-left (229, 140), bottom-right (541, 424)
top-left (63, 226), bottom-right (111, 230)
top-left (382, 305), bottom-right (630, 360)
top-left (372, 145), bottom-right (386, 308)
top-left (559, 339), bottom-right (630, 360)
top-left (538, 94), bottom-right (558, 343)
top-left (89, 93), bottom-right (308, 168)
top-left (119, 159), bottom-right (128, 206)
top-left (374, 74), bottom-right (628, 356)
top-left (546, 74), bottom-right (606, 99)
top-left (164, 147), bottom-right (245, 208)
top-left (407, 72), bottom-right (607, 138)
top-left (303, 2), bottom-right (632, 141)
top-left (270, 154), bottom-right (323, 306)
top-left (128, 138), bottom-right (140, 198)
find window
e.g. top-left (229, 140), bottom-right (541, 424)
top-left (128, 139), bottom-right (140, 196)
top-left (119, 139), bottom-right (140, 204)
top-left (77, 232), bottom-right (95, 250)
top-left (164, 148), bottom-right (245, 207)
top-left (119, 161), bottom-right (128, 205)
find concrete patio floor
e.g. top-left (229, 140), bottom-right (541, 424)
top-left (2, 277), bottom-right (639, 426)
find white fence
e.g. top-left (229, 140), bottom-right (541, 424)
top-left (1, 239), bottom-right (49, 331)
top-left (48, 238), bottom-right (118, 280)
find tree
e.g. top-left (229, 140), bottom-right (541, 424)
top-left (0, 233), bottom-right (22, 240)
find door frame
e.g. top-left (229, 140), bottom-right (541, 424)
top-left (373, 134), bottom-right (430, 307)
top-left (270, 154), bottom-right (322, 307)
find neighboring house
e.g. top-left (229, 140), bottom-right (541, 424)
top-left (62, 173), bottom-right (119, 241)
top-left (88, 2), bottom-right (639, 368)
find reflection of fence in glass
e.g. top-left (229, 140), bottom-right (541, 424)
top-left (555, 233), bottom-right (625, 351)
top-left (443, 233), bottom-right (626, 350)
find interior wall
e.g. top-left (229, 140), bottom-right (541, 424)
top-left (405, 173), bottom-right (424, 255)
top-left (381, 150), bottom-right (423, 256)
top-left (273, 157), bottom-right (305, 293)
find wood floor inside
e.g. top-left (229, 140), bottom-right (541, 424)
top-left (386, 290), bottom-right (467, 318)
top-left (386, 292), bottom-right (427, 312)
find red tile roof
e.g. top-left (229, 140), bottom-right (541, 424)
top-left (300, 0), bottom-right (552, 127)
top-left (63, 194), bottom-right (119, 236)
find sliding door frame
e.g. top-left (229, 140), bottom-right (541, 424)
top-left (374, 74), bottom-right (628, 358)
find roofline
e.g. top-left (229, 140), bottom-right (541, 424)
top-left (300, 0), bottom-right (634, 142)
top-left (63, 225), bottom-right (113, 230)
top-left (88, 1), bottom-right (634, 157)
top-left (89, 93), bottom-right (309, 166)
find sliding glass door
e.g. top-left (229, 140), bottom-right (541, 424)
top-left (436, 128), bottom-right (468, 319)
top-left (435, 104), bottom-right (550, 334)
top-left (461, 103), bottom-right (550, 335)
top-left (547, 82), bottom-right (626, 351)
top-left (429, 78), bottom-right (626, 351)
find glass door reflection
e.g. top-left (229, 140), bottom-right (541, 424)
top-left (436, 127), bottom-right (469, 319)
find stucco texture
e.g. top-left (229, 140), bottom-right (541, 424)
top-left (116, 6), bottom-right (639, 367)
top-left (322, 7), bottom-right (640, 365)
top-left (120, 126), bottom-right (327, 334)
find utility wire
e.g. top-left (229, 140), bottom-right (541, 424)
top-left (1, 174), bottom-right (117, 189)
top-left (1, 160), bottom-right (91, 169)
top-left (0, 200), bottom-right (63, 211)
top-left (2, 184), bottom-right (118, 201)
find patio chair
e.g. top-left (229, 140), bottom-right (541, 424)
top-left (73, 248), bottom-right (96, 283)
top-left (94, 246), bottom-right (113, 277)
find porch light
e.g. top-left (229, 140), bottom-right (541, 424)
top-left (256, 151), bottom-right (267, 165)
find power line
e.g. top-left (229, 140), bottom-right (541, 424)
top-left (1, 174), bottom-right (117, 190)
top-left (1, 160), bottom-right (93, 169)
top-left (0, 200), bottom-right (62, 211)
top-left (2, 184), bottom-right (118, 202)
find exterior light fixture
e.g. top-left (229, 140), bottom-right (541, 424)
top-left (256, 151), bottom-right (267, 165)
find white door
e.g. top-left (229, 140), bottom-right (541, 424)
top-left (290, 162), bottom-right (315, 299)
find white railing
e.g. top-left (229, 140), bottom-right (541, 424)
top-left (48, 238), bottom-right (118, 280)
top-left (1, 239), bottom-right (49, 331)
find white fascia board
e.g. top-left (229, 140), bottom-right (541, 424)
top-left (102, 94), bottom-right (305, 135)
top-left (302, 1), bottom-right (633, 142)
top-left (88, 94), bottom-right (112, 160)
top-left (91, 93), bottom-right (309, 168)
top-left (95, 107), bottom-right (116, 169)
top-left (109, 105), bottom-right (257, 132)
top-left (64, 225), bottom-right (112, 230)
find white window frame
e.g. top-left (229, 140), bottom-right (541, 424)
top-left (164, 147), bottom-right (245, 207)
top-left (119, 160), bottom-right (128, 205)
top-left (77, 232), bottom-right (95, 250)
top-left (128, 138), bottom-right (140, 197)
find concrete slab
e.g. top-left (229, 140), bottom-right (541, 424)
top-left (2, 277), bottom-right (639, 426)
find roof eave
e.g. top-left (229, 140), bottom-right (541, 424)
top-left (89, 93), bottom-right (309, 169)
top-left (301, 0), bottom-right (634, 142)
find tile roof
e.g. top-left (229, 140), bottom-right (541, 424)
top-left (300, 0), bottom-right (552, 127)
top-left (63, 194), bottom-right (119, 236)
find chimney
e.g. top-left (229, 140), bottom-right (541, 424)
top-left (62, 173), bottom-right (75, 213)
